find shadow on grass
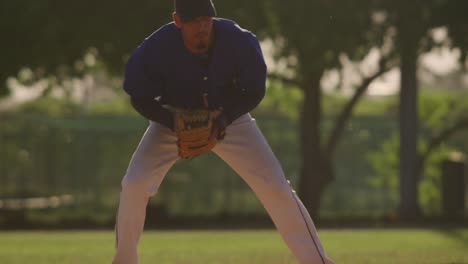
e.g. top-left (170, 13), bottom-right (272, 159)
top-left (437, 228), bottom-right (468, 247)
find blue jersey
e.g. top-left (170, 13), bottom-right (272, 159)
top-left (123, 18), bottom-right (267, 129)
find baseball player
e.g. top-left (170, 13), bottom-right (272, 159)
top-left (112, 0), bottom-right (335, 263)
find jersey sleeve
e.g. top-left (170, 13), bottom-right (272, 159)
top-left (123, 41), bottom-right (174, 129)
top-left (223, 32), bottom-right (267, 124)
top-left (123, 41), bottom-right (160, 97)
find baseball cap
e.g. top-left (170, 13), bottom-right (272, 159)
top-left (174, 0), bottom-right (217, 22)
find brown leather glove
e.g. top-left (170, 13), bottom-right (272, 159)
top-left (173, 108), bottom-right (226, 158)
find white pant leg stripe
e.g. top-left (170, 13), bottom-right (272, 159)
top-left (290, 190), bottom-right (326, 264)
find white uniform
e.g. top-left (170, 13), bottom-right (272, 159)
top-left (112, 114), bottom-right (335, 264)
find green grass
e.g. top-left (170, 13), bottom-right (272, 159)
top-left (0, 229), bottom-right (467, 264)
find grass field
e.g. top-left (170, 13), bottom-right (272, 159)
top-left (0, 229), bottom-right (467, 264)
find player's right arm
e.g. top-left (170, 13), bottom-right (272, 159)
top-left (123, 40), bottom-right (174, 130)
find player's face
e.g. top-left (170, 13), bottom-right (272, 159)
top-left (174, 14), bottom-right (214, 54)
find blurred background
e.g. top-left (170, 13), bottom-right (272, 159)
top-left (0, 0), bottom-right (467, 230)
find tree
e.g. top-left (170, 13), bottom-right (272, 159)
top-left (368, 91), bottom-right (468, 215)
top-left (250, 0), bottom-right (394, 218)
top-left (0, 0), bottom-right (173, 96)
top-left (1, 0), bottom-right (385, 217)
top-left (376, 0), bottom-right (468, 219)
top-left (416, 92), bottom-right (468, 192)
top-left (396, 0), bottom-right (425, 219)
top-left (2, 1), bottom-right (382, 218)
top-left (6, 0), bottom-right (467, 220)
top-left (258, 0), bottom-right (468, 219)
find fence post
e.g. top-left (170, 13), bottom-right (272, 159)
top-left (441, 152), bottom-right (466, 220)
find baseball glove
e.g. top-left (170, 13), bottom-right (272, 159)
top-left (173, 108), bottom-right (226, 158)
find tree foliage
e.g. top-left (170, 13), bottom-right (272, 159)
top-left (371, 0), bottom-right (468, 218)
top-left (367, 90), bottom-right (468, 215)
top-left (0, 0), bottom-right (174, 95)
top-left (2, 0), bottom-right (468, 219)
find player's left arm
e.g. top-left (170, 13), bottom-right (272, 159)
top-left (222, 32), bottom-right (267, 125)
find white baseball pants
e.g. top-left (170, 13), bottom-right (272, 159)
top-left (112, 114), bottom-right (334, 264)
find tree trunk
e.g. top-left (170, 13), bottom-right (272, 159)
top-left (297, 69), bottom-right (333, 219)
top-left (0, 73), bottom-right (8, 97)
top-left (297, 52), bottom-right (392, 219)
top-left (326, 62), bottom-right (391, 155)
top-left (398, 1), bottom-right (423, 219)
